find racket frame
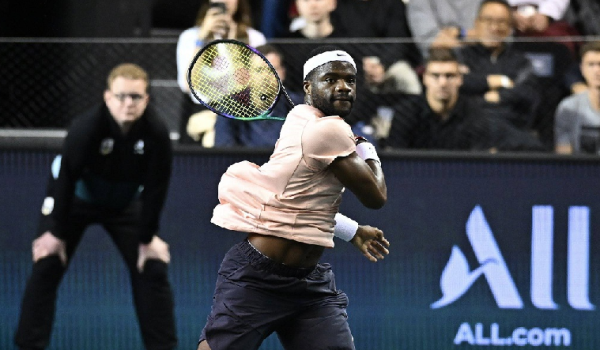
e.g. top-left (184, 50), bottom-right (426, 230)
top-left (187, 39), bottom-right (296, 121)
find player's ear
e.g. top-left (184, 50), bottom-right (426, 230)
top-left (303, 81), bottom-right (311, 95)
top-left (104, 89), bottom-right (111, 103)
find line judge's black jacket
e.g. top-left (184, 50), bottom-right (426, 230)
top-left (49, 104), bottom-right (172, 244)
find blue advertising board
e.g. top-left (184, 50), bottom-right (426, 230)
top-left (1, 149), bottom-right (599, 350)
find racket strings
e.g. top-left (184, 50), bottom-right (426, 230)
top-left (189, 42), bottom-right (280, 120)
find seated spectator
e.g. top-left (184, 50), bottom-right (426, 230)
top-left (508, 0), bottom-right (580, 56)
top-left (407, 0), bottom-right (481, 59)
top-left (555, 41), bottom-right (600, 154)
top-left (385, 48), bottom-right (544, 151)
top-left (286, 0), bottom-right (343, 38)
top-left (212, 44), bottom-right (303, 148)
top-left (457, 0), bottom-right (542, 133)
top-left (176, 0), bottom-right (266, 144)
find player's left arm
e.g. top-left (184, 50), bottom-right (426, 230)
top-left (334, 212), bottom-right (389, 262)
top-left (330, 142), bottom-right (387, 209)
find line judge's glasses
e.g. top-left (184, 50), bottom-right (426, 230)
top-left (111, 92), bottom-right (147, 103)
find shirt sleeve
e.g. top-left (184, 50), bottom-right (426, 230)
top-left (302, 116), bottom-right (356, 170)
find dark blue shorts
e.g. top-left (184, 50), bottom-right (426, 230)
top-left (198, 239), bottom-right (355, 350)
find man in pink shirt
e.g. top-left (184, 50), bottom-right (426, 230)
top-left (197, 46), bottom-right (389, 350)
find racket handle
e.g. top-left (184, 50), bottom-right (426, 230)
top-left (282, 89), bottom-right (296, 108)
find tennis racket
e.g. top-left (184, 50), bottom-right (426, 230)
top-left (187, 39), bottom-right (296, 121)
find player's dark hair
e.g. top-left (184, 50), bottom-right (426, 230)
top-left (304, 45), bottom-right (344, 81)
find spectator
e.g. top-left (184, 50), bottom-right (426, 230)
top-left (386, 48), bottom-right (544, 151)
top-left (555, 41), bottom-right (600, 154)
top-left (176, 0), bottom-right (266, 143)
top-left (407, 0), bottom-right (481, 59)
top-left (14, 63), bottom-right (177, 350)
top-left (212, 44), bottom-right (303, 148)
top-left (386, 49), bottom-right (488, 150)
top-left (457, 0), bottom-right (542, 133)
top-left (508, 0), bottom-right (580, 56)
top-left (286, 0), bottom-right (343, 38)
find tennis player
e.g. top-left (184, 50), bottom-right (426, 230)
top-left (197, 46), bottom-right (388, 350)
top-left (14, 63), bottom-right (177, 350)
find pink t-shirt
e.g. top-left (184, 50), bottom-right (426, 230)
top-left (211, 104), bottom-right (356, 247)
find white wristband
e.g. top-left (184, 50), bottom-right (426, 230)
top-left (355, 142), bottom-right (380, 163)
top-left (500, 76), bottom-right (511, 88)
top-left (333, 213), bottom-right (359, 242)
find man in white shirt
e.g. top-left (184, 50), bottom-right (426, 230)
top-left (555, 41), bottom-right (600, 154)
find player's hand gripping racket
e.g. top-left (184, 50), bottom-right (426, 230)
top-left (187, 39), bottom-right (295, 121)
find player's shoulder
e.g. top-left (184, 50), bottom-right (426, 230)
top-left (305, 115), bottom-right (354, 145)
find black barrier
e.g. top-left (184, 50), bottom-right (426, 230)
top-left (1, 145), bottom-right (600, 349)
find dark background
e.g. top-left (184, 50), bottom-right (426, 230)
top-left (0, 0), bottom-right (268, 37)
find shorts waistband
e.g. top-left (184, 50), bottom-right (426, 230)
top-left (239, 239), bottom-right (316, 279)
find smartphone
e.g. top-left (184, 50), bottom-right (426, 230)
top-left (209, 1), bottom-right (227, 14)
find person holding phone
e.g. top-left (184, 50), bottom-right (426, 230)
top-left (176, 0), bottom-right (267, 144)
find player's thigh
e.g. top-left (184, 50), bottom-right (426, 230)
top-left (277, 304), bottom-right (355, 350)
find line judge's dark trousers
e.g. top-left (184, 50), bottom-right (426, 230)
top-left (14, 199), bottom-right (177, 350)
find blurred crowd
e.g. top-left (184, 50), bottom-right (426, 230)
top-left (175, 0), bottom-right (600, 155)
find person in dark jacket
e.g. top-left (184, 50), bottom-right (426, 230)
top-left (456, 0), bottom-right (542, 132)
top-left (387, 48), bottom-right (544, 152)
top-left (14, 63), bottom-right (177, 350)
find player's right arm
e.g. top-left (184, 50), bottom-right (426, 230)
top-left (330, 144), bottom-right (387, 209)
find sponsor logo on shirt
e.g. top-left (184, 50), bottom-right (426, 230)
top-left (134, 140), bottom-right (145, 155)
top-left (41, 196), bottom-right (54, 215)
top-left (100, 138), bottom-right (114, 155)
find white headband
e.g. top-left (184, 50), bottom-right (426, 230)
top-left (303, 50), bottom-right (357, 79)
